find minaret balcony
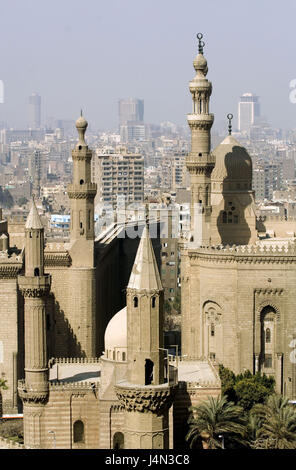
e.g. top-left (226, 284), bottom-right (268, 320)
top-left (114, 381), bottom-right (177, 414)
top-left (187, 113), bottom-right (214, 125)
top-left (67, 182), bottom-right (97, 199)
top-left (18, 274), bottom-right (51, 298)
top-left (18, 379), bottom-right (49, 403)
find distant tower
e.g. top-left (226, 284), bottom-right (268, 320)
top-left (18, 199), bottom-right (51, 449)
top-left (115, 226), bottom-right (175, 449)
top-left (118, 98), bottom-right (144, 127)
top-left (238, 93), bottom-right (260, 134)
top-left (28, 93), bottom-right (41, 129)
top-left (66, 113), bottom-right (97, 356)
top-left (186, 34), bottom-right (214, 244)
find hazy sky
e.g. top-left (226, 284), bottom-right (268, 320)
top-left (0, 0), bottom-right (296, 131)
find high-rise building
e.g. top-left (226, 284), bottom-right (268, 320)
top-left (118, 98), bottom-right (145, 142)
top-left (92, 149), bottom-right (144, 208)
top-left (118, 98), bottom-right (144, 126)
top-left (238, 93), bottom-right (260, 134)
top-left (28, 93), bottom-right (41, 129)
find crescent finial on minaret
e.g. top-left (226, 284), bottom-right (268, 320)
top-left (227, 113), bottom-right (233, 135)
top-left (197, 33), bottom-right (205, 54)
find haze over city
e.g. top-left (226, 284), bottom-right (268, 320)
top-left (0, 0), bottom-right (296, 130)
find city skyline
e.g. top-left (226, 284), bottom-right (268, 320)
top-left (0, 0), bottom-right (295, 131)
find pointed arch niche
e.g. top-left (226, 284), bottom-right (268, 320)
top-left (202, 301), bottom-right (223, 362)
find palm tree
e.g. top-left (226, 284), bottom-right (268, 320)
top-left (186, 395), bottom-right (247, 449)
top-left (251, 394), bottom-right (296, 449)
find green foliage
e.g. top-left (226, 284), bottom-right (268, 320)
top-left (186, 395), bottom-right (248, 449)
top-left (0, 379), bottom-right (8, 390)
top-left (251, 395), bottom-right (296, 449)
top-left (218, 365), bottom-right (275, 412)
top-left (234, 378), bottom-right (271, 411)
top-left (0, 419), bottom-right (23, 444)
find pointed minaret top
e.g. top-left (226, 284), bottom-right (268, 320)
top-left (127, 225), bottom-right (163, 291)
top-left (25, 198), bottom-right (43, 229)
top-left (75, 111), bottom-right (88, 147)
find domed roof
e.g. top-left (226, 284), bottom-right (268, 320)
top-left (211, 135), bottom-right (252, 182)
top-left (104, 306), bottom-right (127, 352)
top-left (193, 53), bottom-right (208, 75)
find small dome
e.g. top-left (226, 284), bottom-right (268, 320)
top-left (75, 114), bottom-right (88, 130)
top-left (193, 53), bottom-right (208, 75)
top-left (211, 135), bottom-right (252, 182)
top-left (104, 307), bottom-right (127, 359)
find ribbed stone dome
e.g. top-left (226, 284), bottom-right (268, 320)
top-left (211, 135), bottom-right (252, 182)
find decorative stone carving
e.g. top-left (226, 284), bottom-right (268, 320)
top-left (115, 385), bottom-right (176, 414)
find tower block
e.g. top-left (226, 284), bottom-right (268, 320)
top-left (18, 200), bottom-right (51, 449)
top-left (115, 226), bottom-right (176, 449)
top-left (186, 34), bottom-right (214, 244)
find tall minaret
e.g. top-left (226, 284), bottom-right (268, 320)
top-left (186, 33), bottom-right (214, 244)
top-left (18, 199), bottom-right (51, 449)
top-left (65, 113), bottom-right (97, 357)
top-left (67, 112), bottom-right (97, 266)
top-left (115, 226), bottom-right (175, 449)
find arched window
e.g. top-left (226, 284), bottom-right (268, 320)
top-left (122, 352), bottom-right (126, 361)
top-left (73, 420), bottom-right (84, 443)
top-left (145, 359), bottom-right (154, 385)
top-left (265, 328), bottom-right (271, 343)
top-left (133, 297), bottom-right (138, 308)
top-left (113, 432), bottom-right (124, 450)
top-left (34, 267), bottom-right (40, 277)
top-left (222, 211), bottom-right (227, 223)
top-left (113, 350), bottom-right (115, 361)
top-left (80, 179), bottom-right (84, 185)
top-left (152, 297), bottom-right (156, 308)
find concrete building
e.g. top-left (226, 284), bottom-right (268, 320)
top-left (118, 98), bottom-right (144, 127)
top-left (118, 99), bottom-right (145, 142)
top-left (92, 149), bottom-right (144, 209)
top-left (28, 93), bottom-right (41, 130)
top-left (238, 93), bottom-right (260, 134)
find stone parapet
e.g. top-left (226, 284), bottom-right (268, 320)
top-left (0, 251), bottom-right (23, 279)
top-left (49, 357), bottom-right (101, 365)
top-left (186, 242), bottom-right (296, 264)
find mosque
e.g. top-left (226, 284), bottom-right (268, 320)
top-left (0, 35), bottom-right (296, 448)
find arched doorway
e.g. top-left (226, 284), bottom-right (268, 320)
top-left (73, 420), bottom-right (85, 443)
top-left (113, 432), bottom-right (124, 449)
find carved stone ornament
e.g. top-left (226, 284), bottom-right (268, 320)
top-left (115, 385), bottom-right (176, 414)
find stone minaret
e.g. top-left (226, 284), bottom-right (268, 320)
top-left (186, 34), bottom-right (214, 244)
top-left (67, 112), bottom-right (97, 265)
top-left (66, 113), bottom-right (97, 356)
top-left (115, 226), bottom-right (175, 449)
top-left (18, 199), bottom-right (51, 449)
